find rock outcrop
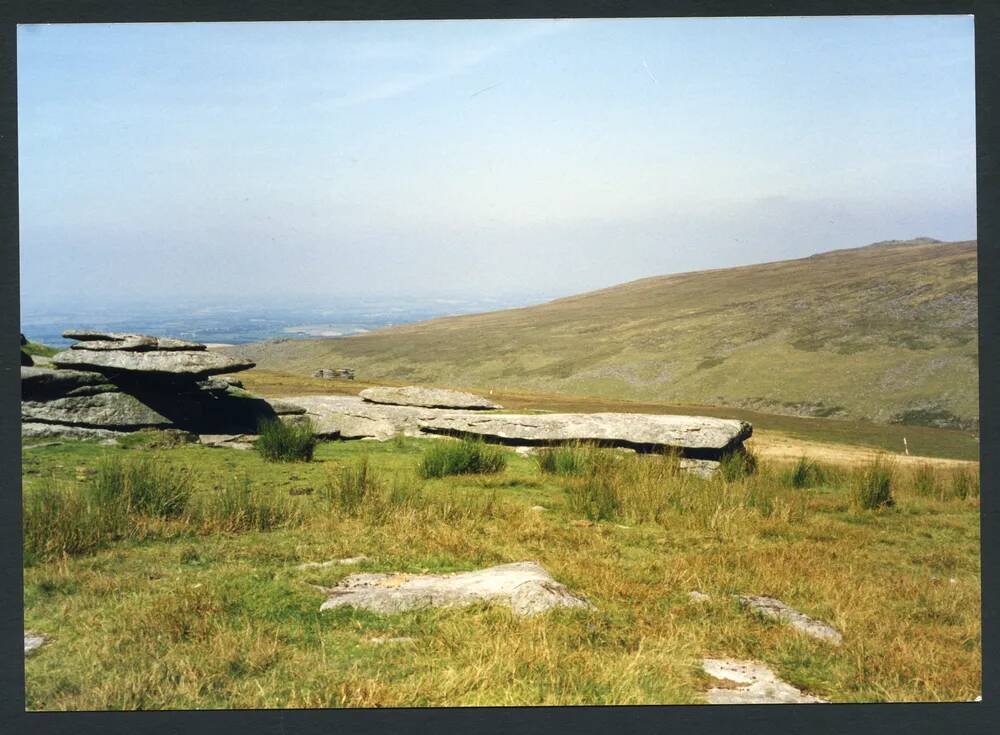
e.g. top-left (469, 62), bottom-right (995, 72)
top-left (318, 561), bottom-right (593, 616)
top-left (288, 395), bottom-right (751, 459)
top-left (313, 368), bottom-right (355, 380)
top-left (737, 595), bottom-right (843, 645)
top-left (360, 386), bottom-right (501, 410)
top-left (702, 658), bottom-right (828, 704)
top-left (21, 331), bottom-right (297, 438)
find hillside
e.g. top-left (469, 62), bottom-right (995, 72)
top-left (226, 238), bottom-right (979, 430)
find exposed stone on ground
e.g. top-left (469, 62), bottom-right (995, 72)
top-left (265, 398), bottom-right (308, 416)
top-left (21, 422), bottom-right (124, 441)
top-left (367, 636), bottom-right (415, 645)
top-left (318, 561), bottom-right (593, 616)
top-left (679, 458), bottom-right (721, 479)
top-left (287, 395), bottom-right (751, 459)
top-left (313, 368), bottom-right (355, 380)
top-left (688, 591), bottom-right (711, 602)
top-left (702, 658), bottom-right (828, 704)
top-left (514, 446), bottom-right (537, 456)
top-left (22, 392), bottom-right (174, 429)
top-left (24, 632), bottom-right (46, 656)
top-left (53, 348), bottom-right (254, 377)
top-left (530, 505), bottom-right (547, 512)
top-left (63, 330), bottom-right (206, 351)
top-left (737, 595), bottom-right (843, 645)
top-left (198, 434), bottom-right (256, 450)
top-left (298, 555), bottom-right (370, 569)
top-left (360, 386), bottom-right (501, 410)
top-left (420, 412), bottom-right (751, 456)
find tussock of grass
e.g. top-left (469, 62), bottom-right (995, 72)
top-left (91, 454), bottom-right (194, 519)
top-left (255, 419), bottom-right (317, 462)
top-left (197, 476), bottom-right (301, 532)
top-left (22, 478), bottom-right (124, 563)
top-left (781, 455), bottom-right (836, 488)
top-left (719, 447), bottom-right (758, 482)
top-left (536, 442), bottom-right (600, 476)
top-left (418, 439), bottom-right (507, 478)
top-left (851, 455), bottom-right (896, 510)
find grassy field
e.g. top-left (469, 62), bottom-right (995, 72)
top-left (22, 432), bottom-right (981, 709)
top-left (237, 369), bottom-right (980, 461)
top-left (224, 238), bottom-right (979, 431)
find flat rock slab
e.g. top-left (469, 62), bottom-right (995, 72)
top-left (319, 561), bottom-right (593, 616)
top-left (360, 386), bottom-right (501, 410)
top-left (420, 412), bottom-right (751, 455)
top-left (287, 395), bottom-right (749, 456)
top-left (22, 422), bottom-right (124, 441)
top-left (702, 658), bottom-right (828, 704)
top-left (22, 392), bottom-right (174, 429)
top-left (24, 632), bottom-right (46, 656)
top-left (52, 348), bottom-right (255, 377)
top-left (63, 330), bottom-right (206, 351)
top-left (21, 366), bottom-right (117, 400)
top-left (737, 595), bottom-right (843, 645)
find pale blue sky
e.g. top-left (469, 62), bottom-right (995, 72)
top-left (18, 16), bottom-right (976, 311)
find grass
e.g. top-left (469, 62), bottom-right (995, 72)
top-left (22, 436), bottom-right (981, 708)
top-left (418, 438), bottom-right (507, 478)
top-left (851, 456), bottom-right (896, 510)
top-left (255, 419), bottom-right (317, 462)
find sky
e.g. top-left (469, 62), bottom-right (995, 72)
top-left (17, 16), bottom-right (977, 312)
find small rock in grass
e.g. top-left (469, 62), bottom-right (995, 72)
top-left (688, 591), bottom-right (711, 602)
top-left (319, 561), bottom-right (593, 616)
top-left (736, 595), bottom-right (843, 645)
top-left (570, 519), bottom-right (594, 527)
top-left (24, 632), bottom-right (46, 656)
top-left (367, 636), bottom-right (416, 645)
top-left (702, 658), bottom-right (828, 704)
top-left (530, 505), bottom-right (547, 512)
top-left (298, 555), bottom-right (370, 570)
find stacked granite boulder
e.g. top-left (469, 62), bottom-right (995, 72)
top-left (21, 330), bottom-right (303, 440)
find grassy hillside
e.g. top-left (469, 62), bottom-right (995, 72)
top-left (227, 238), bottom-right (979, 430)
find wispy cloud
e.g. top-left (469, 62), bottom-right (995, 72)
top-left (327, 22), bottom-right (569, 108)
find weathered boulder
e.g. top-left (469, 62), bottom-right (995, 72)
top-left (319, 561), bottom-right (593, 616)
top-left (287, 395), bottom-right (427, 439)
top-left (420, 413), bottom-right (751, 456)
top-left (702, 659), bottom-right (828, 704)
top-left (62, 330), bottom-right (206, 351)
top-left (21, 366), bottom-right (117, 400)
top-left (24, 632), bottom-right (46, 656)
top-left (286, 395), bottom-right (750, 459)
top-left (22, 392), bottom-right (174, 429)
top-left (52, 348), bottom-right (254, 377)
top-left (737, 596), bottom-right (843, 645)
top-left (266, 398), bottom-right (308, 416)
top-left (360, 386), bottom-right (501, 410)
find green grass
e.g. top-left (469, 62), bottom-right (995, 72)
top-left (418, 438), bottom-right (507, 478)
top-left (255, 419), bottom-right (317, 462)
top-left (851, 456), bottom-right (896, 510)
top-left (21, 340), bottom-right (61, 358)
top-left (22, 437), bottom-right (981, 708)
